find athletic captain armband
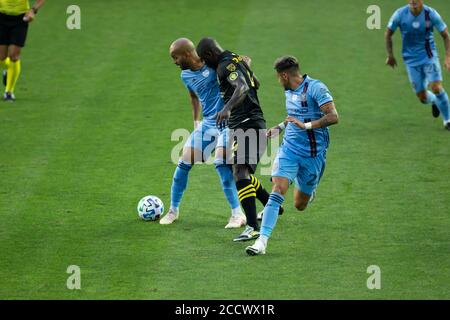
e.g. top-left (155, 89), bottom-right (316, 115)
top-left (304, 122), bottom-right (313, 130)
top-left (278, 122), bottom-right (286, 130)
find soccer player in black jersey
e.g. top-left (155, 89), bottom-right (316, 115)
top-left (197, 37), bottom-right (282, 242)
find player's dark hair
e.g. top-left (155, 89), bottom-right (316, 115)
top-left (274, 56), bottom-right (300, 74)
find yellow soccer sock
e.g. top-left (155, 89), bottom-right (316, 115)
top-left (0, 57), bottom-right (10, 70)
top-left (6, 59), bottom-right (20, 93)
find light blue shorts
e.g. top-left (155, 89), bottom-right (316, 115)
top-left (271, 145), bottom-right (326, 196)
top-left (406, 60), bottom-right (442, 93)
top-left (185, 118), bottom-right (229, 161)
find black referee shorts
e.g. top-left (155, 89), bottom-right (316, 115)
top-left (230, 120), bottom-right (267, 174)
top-left (0, 12), bottom-right (29, 47)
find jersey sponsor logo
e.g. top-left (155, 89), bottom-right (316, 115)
top-left (226, 63), bottom-right (236, 72)
top-left (412, 21), bottom-right (420, 29)
top-left (228, 72), bottom-right (238, 81)
top-left (202, 69), bottom-right (210, 78)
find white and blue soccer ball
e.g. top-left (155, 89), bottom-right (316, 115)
top-left (137, 195), bottom-right (164, 221)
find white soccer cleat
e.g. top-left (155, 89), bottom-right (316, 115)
top-left (246, 238), bottom-right (267, 256)
top-left (225, 214), bottom-right (247, 229)
top-left (159, 209), bottom-right (179, 225)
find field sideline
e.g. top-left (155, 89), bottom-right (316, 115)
top-left (0, 0), bottom-right (449, 299)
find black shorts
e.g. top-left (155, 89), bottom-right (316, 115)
top-left (230, 120), bottom-right (267, 174)
top-left (0, 12), bottom-right (29, 47)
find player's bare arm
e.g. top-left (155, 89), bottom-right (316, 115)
top-left (215, 72), bottom-right (250, 126)
top-left (441, 28), bottom-right (450, 71)
top-left (189, 91), bottom-right (201, 128)
top-left (385, 28), bottom-right (397, 68)
top-left (23, 0), bottom-right (45, 22)
top-left (266, 120), bottom-right (288, 138)
top-left (286, 102), bottom-right (339, 130)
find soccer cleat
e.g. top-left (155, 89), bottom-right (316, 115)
top-left (2, 70), bottom-right (6, 87)
top-left (432, 103), bottom-right (440, 118)
top-left (257, 206), bottom-right (284, 221)
top-left (159, 209), bottom-right (179, 225)
top-left (3, 92), bottom-right (15, 102)
top-left (225, 214), bottom-right (247, 229)
top-left (445, 122), bottom-right (450, 131)
top-left (233, 226), bottom-right (260, 242)
top-left (246, 238), bottom-right (266, 256)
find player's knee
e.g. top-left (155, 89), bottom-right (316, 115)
top-left (233, 165), bottom-right (249, 181)
top-left (294, 201), bottom-right (308, 211)
top-left (417, 92), bottom-right (427, 103)
top-left (431, 83), bottom-right (443, 94)
top-left (9, 54), bottom-right (20, 62)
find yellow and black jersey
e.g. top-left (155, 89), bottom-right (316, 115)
top-left (216, 50), bottom-right (265, 129)
top-left (0, 0), bottom-right (30, 16)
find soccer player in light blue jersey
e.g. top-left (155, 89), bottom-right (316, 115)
top-left (246, 56), bottom-right (339, 255)
top-left (385, 0), bottom-right (450, 130)
top-left (161, 38), bottom-right (246, 228)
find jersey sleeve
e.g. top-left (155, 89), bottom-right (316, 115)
top-left (311, 81), bottom-right (333, 107)
top-left (217, 60), bottom-right (242, 84)
top-left (430, 8), bottom-right (447, 33)
top-left (181, 73), bottom-right (193, 92)
top-left (387, 9), bottom-right (401, 32)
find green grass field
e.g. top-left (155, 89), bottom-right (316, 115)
top-left (0, 0), bottom-right (449, 300)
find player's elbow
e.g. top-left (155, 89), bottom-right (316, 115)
top-left (329, 112), bottom-right (339, 125)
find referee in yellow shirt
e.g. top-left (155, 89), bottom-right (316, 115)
top-left (0, 0), bottom-right (45, 101)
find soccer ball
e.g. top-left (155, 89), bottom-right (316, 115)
top-left (137, 195), bottom-right (164, 221)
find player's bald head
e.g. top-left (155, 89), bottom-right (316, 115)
top-left (169, 38), bottom-right (196, 55)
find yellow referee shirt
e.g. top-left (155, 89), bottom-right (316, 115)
top-left (0, 0), bottom-right (30, 16)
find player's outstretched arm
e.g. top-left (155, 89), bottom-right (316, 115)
top-left (385, 28), bottom-right (397, 68)
top-left (23, 0), bottom-right (45, 22)
top-left (440, 28), bottom-right (450, 71)
top-left (266, 121), bottom-right (288, 138)
top-left (286, 102), bottom-right (339, 130)
top-left (189, 91), bottom-right (201, 129)
top-left (215, 72), bottom-right (250, 126)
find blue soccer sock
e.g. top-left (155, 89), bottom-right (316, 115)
top-left (170, 160), bottom-right (193, 210)
top-left (260, 192), bottom-right (285, 238)
top-left (435, 90), bottom-right (450, 122)
top-left (214, 161), bottom-right (240, 211)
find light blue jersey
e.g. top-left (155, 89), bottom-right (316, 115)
top-left (283, 75), bottom-right (333, 158)
top-left (388, 5), bottom-right (447, 67)
top-left (181, 65), bottom-right (224, 119)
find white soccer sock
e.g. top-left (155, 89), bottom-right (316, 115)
top-left (259, 235), bottom-right (269, 246)
top-left (231, 207), bottom-right (243, 217)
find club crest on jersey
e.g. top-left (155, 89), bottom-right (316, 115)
top-left (228, 72), bottom-right (238, 81)
top-left (226, 63), bottom-right (236, 72)
top-left (412, 21), bottom-right (420, 29)
top-left (202, 69), bottom-right (210, 78)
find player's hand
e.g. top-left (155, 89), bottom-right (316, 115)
top-left (194, 120), bottom-right (200, 130)
top-left (266, 126), bottom-right (282, 138)
top-left (242, 55), bottom-right (252, 67)
top-left (215, 109), bottom-right (231, 128)
top-left (23, 10), bottom-right (35, 22)
top-left (445, 56), bottom-right (450, 72)
top-left (386, 56), bottom-right (397, 69)
top-left (286, 116), bottom-right (305, 129)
